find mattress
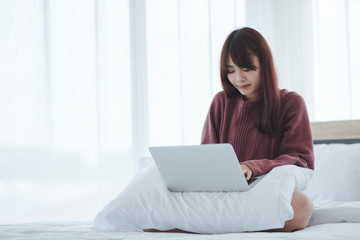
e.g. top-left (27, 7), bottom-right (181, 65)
top-left (1, 221), bottom-right (360, 240)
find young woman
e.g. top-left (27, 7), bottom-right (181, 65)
top-left (201, 27), bottom-right (314, 232)
top-left (145, 27), bottom-right (314, 233)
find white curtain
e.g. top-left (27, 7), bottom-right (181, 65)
top-left (0, 0), bottom-right (133, 223)
top-left (145, 0), bottom-right (245, 147)
top-left (313, 0), bottom-right (360, 120)
top-left (245, 0), bottom-right (360, 121)
top-left (1, 0), bottom-right (359, 224)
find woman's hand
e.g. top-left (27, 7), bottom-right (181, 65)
top-left (240, 164), bottom-right (253, 180)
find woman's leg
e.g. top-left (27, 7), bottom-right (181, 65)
top-left (270, 190), bottom-right (313, 232)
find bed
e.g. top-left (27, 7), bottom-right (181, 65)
top-left (1, 120), bottom-right (360, 240)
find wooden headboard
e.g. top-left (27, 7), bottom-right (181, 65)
top-left (311, 120), bottom-right (360, 144)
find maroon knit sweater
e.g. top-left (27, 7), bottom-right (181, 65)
top-left (201, 90), bottom-right (314, 177)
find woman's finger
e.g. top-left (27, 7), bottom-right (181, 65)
top-left (246, 170), bottom-right (252, 180)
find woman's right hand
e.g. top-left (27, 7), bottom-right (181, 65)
top-left (240, 164), bottom-right (253, 180)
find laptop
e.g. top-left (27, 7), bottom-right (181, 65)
top-left (148, 143), bottom-right (264, 192)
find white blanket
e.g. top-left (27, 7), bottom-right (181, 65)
top-left (309, 200), bottom-right (360, 226)
top-left (94, 162), bottom-right (313, 233)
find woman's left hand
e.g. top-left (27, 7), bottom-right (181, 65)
top-left (240, 164), bottom-right (253, 180)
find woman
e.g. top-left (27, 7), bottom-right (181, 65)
top-left (145, 27), bottom-right (314, 233)
top-left (201, 27), bottom-right (314, 232)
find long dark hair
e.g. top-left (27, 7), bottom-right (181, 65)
top-left (220, 27), bottom-right (280, 135)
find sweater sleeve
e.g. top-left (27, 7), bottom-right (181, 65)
top-left (201, 92), bottom-right (224, 144)
top-left (242, 93), bottom-right (314, 176)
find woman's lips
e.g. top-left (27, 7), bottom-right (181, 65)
top-left (239, 84), bottom-right (251, 89)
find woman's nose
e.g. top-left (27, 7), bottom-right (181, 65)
top-left (235, 72), bottom-right (245, 83)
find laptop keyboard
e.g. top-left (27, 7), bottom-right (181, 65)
top-left (247, 177), bottom-right (258, 185)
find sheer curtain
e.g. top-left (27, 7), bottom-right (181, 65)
top-left (1, 0), bottom-right (359, 224)
top-left (245, 0), bottom-right (360, 121)
top-left (145, 0), bottom-right (245, 147)
top-left (0, 0), bottom-right (133, 223)
top-left (312, 0), bottom-right (360, 120)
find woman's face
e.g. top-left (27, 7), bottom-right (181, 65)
top-left (226, 55), bottom-right (262, 102)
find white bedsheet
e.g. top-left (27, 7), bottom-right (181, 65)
top-left (1, 221), bottom-right (360, 240)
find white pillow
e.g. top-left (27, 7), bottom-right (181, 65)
top-left (304, 143), bottom-right (360, 202)
top-left (93, 160), bottom-right (313, 233)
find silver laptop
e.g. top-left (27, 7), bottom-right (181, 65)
top-left (148, 143), bottom-right (263, 192)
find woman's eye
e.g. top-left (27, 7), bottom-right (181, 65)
top-left (243, 68), bottom-right (250, 72)
top-left (227, 71), bottom-right (235, 74)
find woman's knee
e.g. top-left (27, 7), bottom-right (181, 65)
top-left (290, 190), bottom-right (313, 230)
